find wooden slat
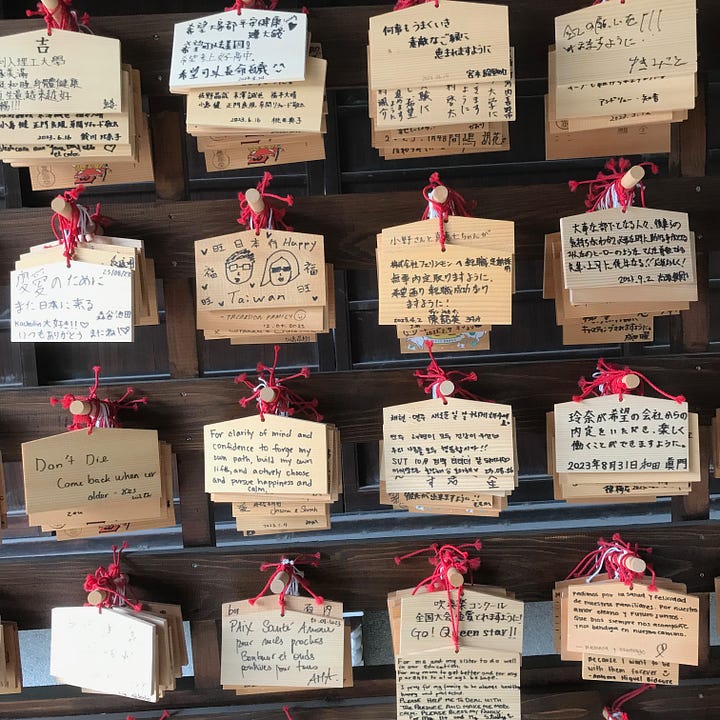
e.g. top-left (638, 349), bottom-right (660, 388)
top-left (681, 82), bottom-right (708, 178)
top-left (149, 95), bottom-right (188, 201)
top-left (0, 522), bottom-right (719, 628)
top-left (0, 357), bottom-right (718, 459)
top-left (0, 178), bottom-right (718, 279)
top-left (189, 619), bottom-right (221, 690)
top-left (164, 277), bottom-right (199, 379)
top-left (672, 424), bottom-right (711, 522)
top-left (177, 450), bottom-right (216, 548)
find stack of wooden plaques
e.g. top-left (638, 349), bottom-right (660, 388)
top-left (0, 26), bottom-right (152, 189)
top-left (51, 601), bottom-right (187, 701)
top-left (380, 396), bottom-right (517, 516)
top-left (389, 574), bottom-right (522, 719)
top-left (543, 169), bottom-right (696, 346)
top-left (11, 216), bottom-right (159, 343)
top-left (170, 8), bottom-right (327, 171)
top-left (221, 594), bottom-right (352, 694)
top-left (377, 213), bottom-right (515, 350)
top-left (554, 564), bottom-right (699, 684)
top-left (204, 413), bottom-right (340, 536)
top-left (195, 212), bottom-right (334, 344)
top-left (548, 375), bottom-right (700, 503)
top-left (546, 0), bottom-right (696, 160)
top-left (368, 0), bottom-right (513, 160)
top-left (22, 417), bottom-right (174, 538)
top-left (0, 617), bottom-right (21, 695)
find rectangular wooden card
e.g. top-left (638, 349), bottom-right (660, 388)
top-left (170, 9), bottom-right (308, 90)
top-left (582, 653), bottom-right (679, 685)
top-left (562, 314), bottom-right (654, 345)
top-left (204, 133), bottom-right (325, 171)
top-left (397, 324), bottom-right (490, 353)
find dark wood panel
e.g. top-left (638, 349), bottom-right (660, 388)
top-left (0, 522), bottom-right (718, 628)
top-left (0, 178), bottom-right (718, 279)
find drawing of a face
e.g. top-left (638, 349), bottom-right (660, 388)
top-left (225, 248), bottom-right (255, 285)
top-left (261, 250), bottom-right (300, 287)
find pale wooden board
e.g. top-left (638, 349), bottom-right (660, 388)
top-left (397, 324), bottom-right (490, 353)
top-left (369, 1), bottom-right (510, 90)
top-left (204, 133), bottom-right (325, 171)
top-left (0, 29), bottom-right (121, 115)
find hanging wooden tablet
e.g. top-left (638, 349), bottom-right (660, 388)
top-left (543, 158), bottom-right (697, 345)
top-left (0, 609), bottom-right (22, 695)
top-left (377, 173), bottom-right (515, 346)
top-left (546, 0), bottom-right (696, 158)
top-left (50, 543), bottom-right (188, 701)
top-left (380, 341), bottom-right (515, 516)
top-left (22, 367), bottom-right (175, 537)
top-left (195, 172), bottom-right (333, 342)
top-left (389, 542), bottom-right (521, 720)
top-left (554, 534), bottom-right (700, 686)
top-left (549, 359), bottom-right (699, 503)
top-left (204, 346), bottom-right (340, 534)
top-left (0, 4), bottom-right (153, 186)
top-left (367, 0), bottom-right (513, 159)
top-left (221, 554), bottom-right (351, 693)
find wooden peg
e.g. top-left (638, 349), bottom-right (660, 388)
top-left (245, 188), bottom-right (265, 214)
top-left (430, 186), bottom-right (449, 205)
top-left (624, 556), bottom-right (646, 573)
top-left (622, 373), bottom-right (641, 390)
top-left (87, 589), bottom-right (107, 606)
top-left (447, 567), bottom-right (464, 588)
top-left (270, 571), bottom-right (290, 594)
top-left (69, 399), bottom-right (92, 415)
top-left (51, 195), bottom-right (73, 220)
top-left (620, 165), bottom-right (645, 190)
top-left (40, 0), bottom-right (61, 13)
top-left (437, 379), bottom-right (455, 397)
top-left (602, 710), bottom-right (613, 720)
top-left (259, 386), bottom-right (277, 403)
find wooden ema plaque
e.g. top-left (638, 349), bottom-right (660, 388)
top-left (383, 397), bottom-right (515, 493)
top-left (220, 595), bottom-right (348, 692)
top-left (170, 9), bottom-right (308, 91)
top-left (0, 30), bottom-right (121, 115)
top-left (51, 602), bottom-right (188, 701)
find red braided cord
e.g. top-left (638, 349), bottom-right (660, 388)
top-left (235, 345), bottom-right (322, 421)
top-left (565, 534), bottom-right (657, 592)
top-left (27, 0), bottom-right (89, 34)
top-left (226, 0), bottom-right (279, 12)
top-left (603, 683), bottom-right (655, 720)
top-left (413, 340), bottom-right (486, 404)
top-left (237, 172), bottom-right (293, 234)
top-left (568, 157), bottom-right (658, 213)
top-left (50, 366), bottom-right (147, 434)
top-left (127, 711), bottom-right (170, 720)
top-left (393, 0), bottom-right (438, 9)
top-left (572, 359), bottom-right (685, 404)
top-left (283, 707), bottom-right (295, 720)
top-left (83, 542), bottom-right (142, 612)
top-left (421, 172), bottom-right (476, 251)
top-left (248, 554), bottom-right (324, 615)
top-left (395, 541), bottom-right (482, 652)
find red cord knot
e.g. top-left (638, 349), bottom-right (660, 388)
top-left (421, 172), bottom-right (476, 252)
top-left (568, 157), bottom-right (658, 214)
top-left (84, 542), bottom-right (142, 612)
top-left (395, 541), bottom-right (482, 652)
top-left (566, 534), bottom-right (657, 592)
top-left (50, 185), bottom-right (110, 267)
top-left (50, 366), bottom-right (147, 434)
top-left (248, 554), bottom-right (323, 616)
top-left (237, 172), bottom-right (293, 234)
top-left (603, 684), bottom-right (655, 720)
top-left (413, 340), bottom-right (487, 404)
top-left (571, 358), bottom-right (685, 405)
top-left (394, 0), bottom-right (439, 9)
top-left (27, 0), bottom-right (90, 34)
top-left (225, 0), bottom-right (279, 13)
top-left (235, 345), bottom-right (322, 422)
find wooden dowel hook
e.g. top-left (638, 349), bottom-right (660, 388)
top-left (430, 186), bottom-right (449, 205)
top-left (87, 589), bottom-right (107, 606)
top-left (40, 0), bottom-right (61, 13)
top-left (447, 567), bottom-right (464, 588)
top-left (620, 165), bottom-right (645, 190)
top-left (624, 556), bottom-right (646, 573)
top-left (622, 373), bottom-right (641, 390)
top-left (270, 571), bottom-right (290, 594)
top-left (245, 188), bottom-right (265, 214)
top-left (50, 195), bottom-right (73, 221)
top-left (602, 709), bottom-right (613, 720)
top-left (69, 399), bottom-right (92, 416)
top-left (259, 387), bottom-right (277, 403)
top-left (437, 380), bottom-right (455, 397)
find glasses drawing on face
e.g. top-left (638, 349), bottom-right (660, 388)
top-left (261, 250), bottom-right (300, 287)
top-left (225, 248), bottom-right (255, 285)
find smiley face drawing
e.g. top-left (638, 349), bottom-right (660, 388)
top-left (261, 250), bottom-right (300, 287)
top-left (225, 248), bottom-right (255, 285)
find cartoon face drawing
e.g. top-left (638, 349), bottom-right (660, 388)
top-left (261, 250), bottom-right (300, 287)
top-left (225, 248), bottom-right (255, 285)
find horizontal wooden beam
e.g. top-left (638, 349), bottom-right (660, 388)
top-left (0, 178), bottom-right (716, 279)
top-left (0, 355), bottom-right (718, 459)
top-left (0, 521), bottom-right (718, 629)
